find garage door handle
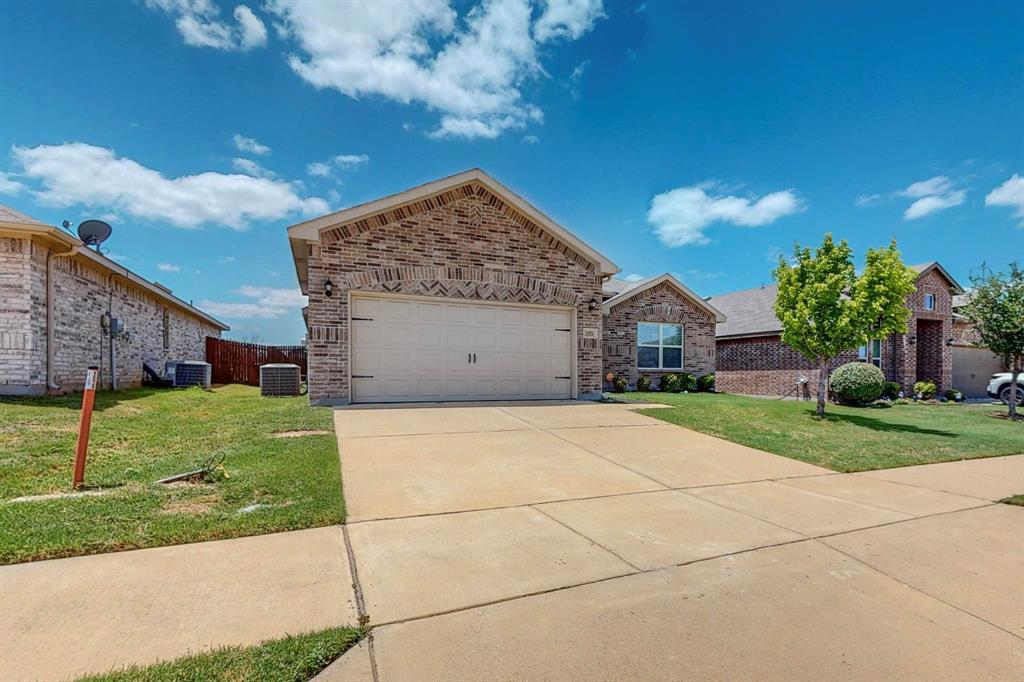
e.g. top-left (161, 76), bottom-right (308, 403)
top-left (468, 353), bottom-right (471, 363)
top-left (472, 353), bottom-right (476, 363)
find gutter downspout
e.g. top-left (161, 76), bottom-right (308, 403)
top-left (46, 244), bottom-right (79, 392)
top-left (107, 272), bottom-right (119, 391)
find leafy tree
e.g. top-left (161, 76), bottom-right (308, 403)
top-left (962, 263), bottom-right (1024, 420)
top-left (773, 235), bottom-right (917, 417)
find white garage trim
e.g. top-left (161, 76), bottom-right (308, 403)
top-left (348, 291), bottom-right (577, 403)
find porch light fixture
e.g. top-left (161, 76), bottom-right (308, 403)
top-left (908, 334), bottom-right (917, 344)
top-left (945, 338), bottom-right (955, 346)
top-left (324, 278), bottom-right (334, 297)
top-left (588, 297), bottom-right (599, 311)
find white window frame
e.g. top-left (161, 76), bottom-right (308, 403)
top-left (857, 339), bottom-right (882, 368)
top-left (637, 322), bottom-right (684, 370)
top-left (923, 293), bottom-right (935, 311)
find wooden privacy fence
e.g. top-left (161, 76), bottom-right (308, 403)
top-left (206, 337), bottom-right (307, 386)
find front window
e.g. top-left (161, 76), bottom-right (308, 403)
top-left (637, 322), bottom-right (683, 370)
top-left (923, 293), bottom-right (935, 310)
top-left (858, 339), bottom-right (882, 368)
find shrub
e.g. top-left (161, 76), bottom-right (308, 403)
top-left (944, 388), bottom-right (962, 402)
top-left (659, 374), bottom-right (679, 392)
top-left (829, 362), bottom-right (885, 405)
top-left (678, 372), bottom-right (697, 392)
top-left (914, 380), bottom-right (937, 400)
top-left (881, 381), bottom-right (902, 399)
top-left (697, 373), bottom-right (715, 392)
top-left (612, 376), bottom-right (628, 393)
top-left (636, 375), bottom-right (652, 392)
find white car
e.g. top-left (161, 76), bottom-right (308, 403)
top-left (987, 372), bottom-right (1024, 405)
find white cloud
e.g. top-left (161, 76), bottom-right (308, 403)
top-left (647, 182), bottom-right (804, 247)
top-left (231, 157), bottom-right (276, 178)
top-left (985, 174), bottom-right (1024, 226)
top-left (534, 0), bottom-right (605, 42)
top-left (306, 154), bottom-right (369, 178)
top-left (265, 0), bottom-right (602, 139)
top-left (217, 255), bottom-right (237, 264)
top-left (568, 59), bottom-right (589, 99)
top-left (146, 0), bottom-right (267, 51)
top-left (232, 133), bottom-right (270, 155)
top-left (199, 285), bottom-right (307, 319)
top-left (0, 172), bottom-right (26, 195)
top-left (621, 273), bottom-right (646, 282)
top-left (157, 262), bottom-right (181, 272)
top-left (333, 154), bottom-right (369, 169)
top-left (521, 134), bottom-right (539, 144)
top-left (900, 176), bottom-right (966, 220)
top-left (307, 161), bottom-right (331, 177)
top-left (12, 142), bottom-right (327, 230)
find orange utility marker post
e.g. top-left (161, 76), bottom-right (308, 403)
top-left (72, 366), bottom-right (99, 489)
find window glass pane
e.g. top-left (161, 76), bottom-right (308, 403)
top-left (637, 323), bottom-right (660, 346)
top-left (638, 346), bottom-right (659, 368)
top-left (857, 345), bottom-right (867, 360)
top-left (871, 357), bottom-right (882, 368)
top-left (924, 294), bottom-right (935, 310)
top-left (662, 347), bottom-right (682, 369)
top-left (871, 339), bottom-right (881, 356)
top-left (661, 324), bottom-right (682, 346)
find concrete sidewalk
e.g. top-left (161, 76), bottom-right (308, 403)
top-left (1, 527), bottom-right (357, 681)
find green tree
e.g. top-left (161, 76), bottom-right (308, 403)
top-left (773, 235), bottom-right (917, 417)
top-left (962, 263), bottom-right (1024, 420)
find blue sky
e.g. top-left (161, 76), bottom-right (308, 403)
top-left (1, 0), bottom-right (1021, 344)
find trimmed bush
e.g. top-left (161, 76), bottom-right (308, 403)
top-left (830, 362), bottom-right (885, 405)
top-left (697, 373), bottom-right (715, 392)
top-left (914, 380), bottom-right (937, 400)
top-left (881, 381), bottom-right (902, 400)
top-left (678, 372), bottom-right (697, 392)
top-left (612, 376), bottom-right (628, 393)
top-left (944, 388), bottom-right (962, 402)
top-left (659, 374), bottom-right (679, 392)
top-left (636, 375), bottom-right (652, 392)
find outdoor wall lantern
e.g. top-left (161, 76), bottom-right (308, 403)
top-left (324, 278), bottom-right (334, 297)
top-left (908, 334), bottom-right (917, 344)
top-left (945, 338), bottom-right (955, 346)
top-left (588, 297), bottom-right (599, 311)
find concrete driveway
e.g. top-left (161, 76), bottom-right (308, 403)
top-left (327, 401), bottom-right (1024, 681)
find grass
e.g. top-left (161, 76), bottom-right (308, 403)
top-left (1000, 495), bottom-right (1024, 506)
top-left (628, 392), bottom-right (1024, 472)
top-left (0, 385), bottom-right (343, 564)
top-left (78, 626), bottom-right (362, 682)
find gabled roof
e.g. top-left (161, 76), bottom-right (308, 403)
top-left (287, 168), bottom-right (619, 293)
top-left (910, 261), bottom-right (964, 293)
top-left (601, 273), bottom-right (727, 322)
top-left (0, 204), bottom-right (229, 331)
top-left (707, 284), bottom-right (781, 338)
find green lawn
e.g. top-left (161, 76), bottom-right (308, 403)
top-left (78, 627), bottom-right (362, 682)
top-left (629, 392), bottom-right (1024, 472)
top-left (0, 385), bottom-right (343, 564)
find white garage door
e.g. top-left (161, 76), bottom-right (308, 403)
top-left (350, 295), bottom-right (574, 403)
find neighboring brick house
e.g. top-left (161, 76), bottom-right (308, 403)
top-left (601, 274), bottom-right (724, 390)
top-left (287, 169), bottom-right (722, 405)
top-left (709, 262), bottom-right (963, 398)
top-left (950, 292), bottom-right (1007, 398)
top-left (0, 205), bottom-right (227, 395)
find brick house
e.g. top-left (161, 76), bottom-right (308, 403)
top-left (709, 262), bottom-right (963, 398)
top-left (601, 274), bottom-right (724, 390)
top-left (287, 169), bottom-right (722, 405)
top-left (0, 205), bottom-right (227, 395)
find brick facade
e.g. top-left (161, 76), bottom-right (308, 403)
top-left (716, 267), bottom-right (956, 397)
top-left (0, 237), bottom-right (222, 394)
top-left (602, 281), bottom-right (715, 389)
top-left (305, 182), bottom-right (603, 404)
top-left (716, 336), bottom-right (857, 398)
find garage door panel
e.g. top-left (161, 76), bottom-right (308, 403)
top-left (351, 295), bottom-right (573, 403)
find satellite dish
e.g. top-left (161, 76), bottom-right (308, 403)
top-left (77, 220), bottom-right (112, 249)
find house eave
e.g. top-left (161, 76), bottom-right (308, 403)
top-left (601, 273), bottom-right (727, 322)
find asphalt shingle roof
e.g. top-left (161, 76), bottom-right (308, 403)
top-left (0, 204), bottom-right (45, 226)
top-left (706, 284), bottom-right (781, 338)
